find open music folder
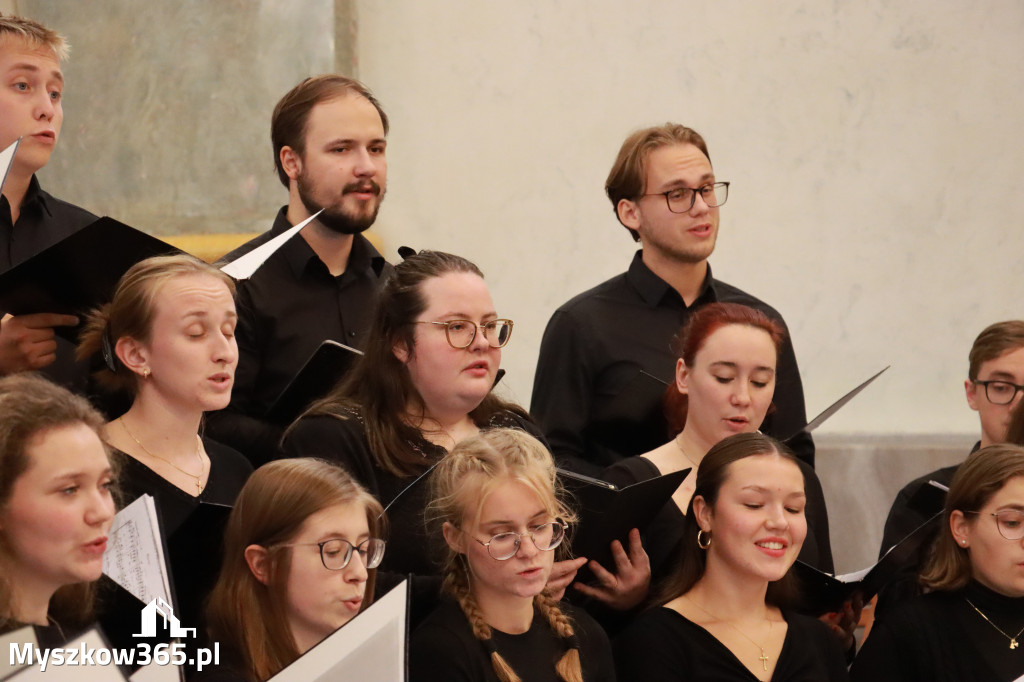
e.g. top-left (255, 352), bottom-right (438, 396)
top-left (268, 579), bottom-right (409, 681)
top-left (558, 467), bottom-right (690, 570)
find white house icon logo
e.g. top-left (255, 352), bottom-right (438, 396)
top-left (133, 598), bottom-right (196, 638)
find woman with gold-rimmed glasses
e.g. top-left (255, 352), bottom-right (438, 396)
top-left (852, 444), bottom-right (1024, 682)
top-left (282, 251), bottom-right (546, 625)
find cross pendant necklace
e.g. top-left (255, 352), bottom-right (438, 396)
top-left (966, 598), bottom-right (1024, 650)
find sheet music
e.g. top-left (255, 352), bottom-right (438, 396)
top-left (0, 138), bottom-right (19, 195)
top-left (269, 579), bottom-right (408, 681)
top-left (102, 495), bottom-right (172, 606)
top-left (220, 210), bottom-right (321, 280)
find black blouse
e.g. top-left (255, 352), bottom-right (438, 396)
top-left (851, 580), bottom-right (1024, 682)
top-left (614, 606), bottom-right (849, 681)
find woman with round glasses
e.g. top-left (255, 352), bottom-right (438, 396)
top-left (851, 443), bottom-right (1024, 682)
top-left (282, 251), bottom-right (544, 618)
top-left (202, 458), bottom-right (385, 681)
top-left (410, 428), bottom-right (613, 681)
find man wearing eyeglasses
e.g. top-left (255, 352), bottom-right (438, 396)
top-left (876, 320), bottom-right (1024, 617)
top-left (531, 123), bottom-right (812, 474)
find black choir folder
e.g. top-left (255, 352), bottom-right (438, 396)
top-left (268, 579), bottom-right (409, 681)
top-left (559, 468), bottom-right (690, 570)
top-left (266, 340), bottom-right (364, 424)
top-left (0, 217), bottom-right (181, 340)
top-left (793, 511), bottom-right (943, 616)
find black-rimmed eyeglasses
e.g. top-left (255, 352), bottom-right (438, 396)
top-left (278, 538), bottom-right (387, 570)
top-left (643, 182), bottom-right (730, 213)
top-left (963, 510), bottom-right (1024, 541)
top-left (416, 319), bottom-right (514, 349)
top-left (469, 521), bottom-right (567, 560)
top-left (973, 380), bottom-right (1024, 406)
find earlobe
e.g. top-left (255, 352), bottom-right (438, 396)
top-left (115, 337), bottom-right (149, 377)
top-left (676, 359), bottom-right (690, 395)
top-left (442, 522), bottom-right (464, 554)
top-left (393, 340), bottom-right (410, 364)
top-left (617, 199), bottom-right (641, 232)
top-left (280, 146), bottom-right (302, 182)
top-left (965, 379), bottom-right (980, 412)
top-left (692, 495), bottom-right (711, 530)
top-left (949, 510), bottom-right (970, 548)
top-left (244, 545), bottom-right (272, 585)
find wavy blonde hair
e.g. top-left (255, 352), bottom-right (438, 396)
top-left (427, 428), bottom-right (582, 682)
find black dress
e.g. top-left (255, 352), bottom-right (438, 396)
top-left (851, 580), bottom-right (1024, 682)
top-left (409, 597), bottom-right (615, 682)
top-left (601, 455), bottom-right (835, 577)
top-left (107, 439), bottom-right (252, 644)
top-left (613, 606), bottom-right (849, 681)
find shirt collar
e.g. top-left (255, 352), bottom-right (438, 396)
top-left (275, 207), bottom-right (387, 280)
top-left (18, 175), bottom-right (51, 218)
top-left (626, 250), bottom-right (717, 307)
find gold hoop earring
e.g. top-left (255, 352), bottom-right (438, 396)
top-left (697, 529), bottom-right (711, 550)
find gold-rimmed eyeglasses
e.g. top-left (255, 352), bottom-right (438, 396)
top-left (468, 520), bottom-right (567, 560)
top-left (963, 510), bottom-right (1024, 541)
top-left (416, 319), bottom-right (514, 349)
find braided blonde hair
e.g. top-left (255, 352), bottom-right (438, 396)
top-left (428, 428), bottom-right (582, 682)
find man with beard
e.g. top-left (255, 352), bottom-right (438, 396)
top-left (531, 123), bottom-right (812, 474)
top-left (208, 75), bottom-right (392, 465)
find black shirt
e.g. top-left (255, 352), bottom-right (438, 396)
top-left (613, 606), bottom-right (849, 682)
top-left (0, 176), bottom-right (98, 390)
top-left (410, 597), bottom-right (615, 682)
top-left (206, 207), bottom-right (392, 465)
top-left (530, 251), bottom-right (812, 475)
top-left (851, 581), bottom-right (1024, 682)
top-left (873, 443), bottom-right (977, 620)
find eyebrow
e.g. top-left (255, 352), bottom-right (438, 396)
top-left (438, 311), bottom-right (498, 320)
top-left (741, 485), bottom-right (806, 498)
top-left (7, 62), bottom-right (64, 84)
top-left (709, 361), bottom-right (775, 373)
top-left (980, 371), bottom-right (1021, 382)
top-left (482, 509), bottom-right (548, 528)
top-left (656, 172), bottom-right (716, 192)
top-left (182, 310), bottom-right (238, 320)
top-left (50, 466), bottom-right (113, 483)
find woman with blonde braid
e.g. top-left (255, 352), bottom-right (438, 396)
top-left (409, 428), bottom-right (614, 682)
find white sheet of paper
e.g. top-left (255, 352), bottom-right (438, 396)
top-left (1, 626), bottom-right (37, 681)
top-left (102, 495), bottom-right (172, 607)
top-left (7, 628), bottom-right (127, 681)
top-left (268, 579), bottom-right (407, 682)
top-left (219, 210), bottom-right (322, 280)
top-left (0, 138), bottom-right (20, 196)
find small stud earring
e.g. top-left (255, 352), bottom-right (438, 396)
top-left (142, 368), bottom-right (151, 378)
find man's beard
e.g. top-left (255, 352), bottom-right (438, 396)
top-left (297, 173), bottom-right (385, 235)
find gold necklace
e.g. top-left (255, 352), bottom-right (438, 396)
top-left (674, 434), bottom-right (703, 469)
top-left (685, 596), bottom-right (775, 672)
top-left (966, 598), bottom-right (1024, 650)
top-left (119, 418), bottom-right (205, 495)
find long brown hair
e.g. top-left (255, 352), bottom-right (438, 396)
top-left (294, 250), bottom-right (529, 478)
top-left (427, 428), bottom-right (582, 682)
top-left (0, 374), bottom-right (115, 632)
top-left (205, 458), bottom-right (384, 682)
top-left (652, 432), bottom-right (802, 608)
top-left (920, 444), bottom-right (1024, 592)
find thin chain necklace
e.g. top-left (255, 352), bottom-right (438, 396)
top-left (119, 418), bottom-right (205, 495)
top-left (685, 595), bottom-right (775, 672)
top-left (966, 598), bottom-right (1024, 650)
top-left (674, 434), bottom-right (703, 469)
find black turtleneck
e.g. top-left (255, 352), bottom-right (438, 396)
top-left (852, 580), bottom-right (1024, 682)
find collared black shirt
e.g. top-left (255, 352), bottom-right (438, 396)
top-left (206, 207), bottom-right (392, 465)
top-left (530, 250), bottom-right (813, 474)
top-left (1, 176), bottom-right (97, 390)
